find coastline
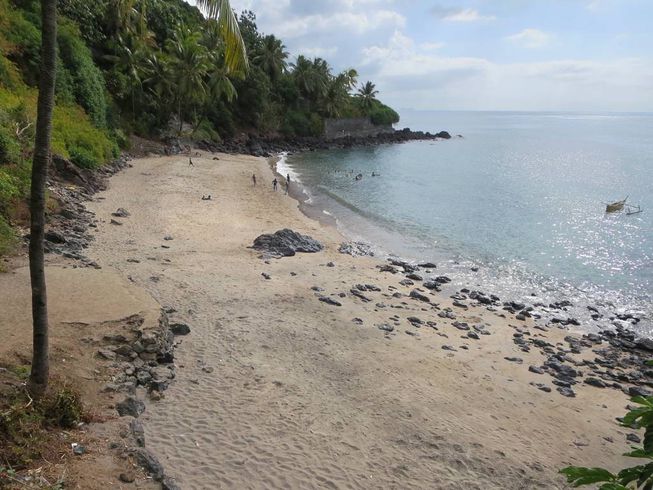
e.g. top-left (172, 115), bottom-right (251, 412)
top-left (2, 147), bottom-right (647, 488)
top-left (80, 149), bottom-right (637, 488)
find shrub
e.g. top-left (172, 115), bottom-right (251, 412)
top-left (369, 102), bottom-right (400, 126)
top-left (57, 22), bottom-right (108, 127)
top-left (0, 214), bottom-right (16, 256)
top-left (0, 125), bottom-right (20, 164)
top-left (281, 109), bottom-right (324, 137)
top-left (68, 145), bottom-right (98, 169)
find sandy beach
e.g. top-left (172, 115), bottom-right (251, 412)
top-left (62, 150), bottom-right (633, 489)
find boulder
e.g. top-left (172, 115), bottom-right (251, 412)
top-left (251, 229), bottom-right (323, 257)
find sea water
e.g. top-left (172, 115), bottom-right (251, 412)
top-left (279, 111), bottom-right (653, 333)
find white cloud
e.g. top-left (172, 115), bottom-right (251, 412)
top-left (506, 28), bottom-right (552, 48)
top-left (420, 42), bottom-right (445, 51)
top-left (431, 6), bottom-right (495, 22)
top-left (359, 32), bottom-right (653, 111)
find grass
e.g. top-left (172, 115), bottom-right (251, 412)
top-left (0, 366), bottom-right (87, 475)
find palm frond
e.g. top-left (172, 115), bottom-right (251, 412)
top-left (196, 0), bottom-right (248, 74)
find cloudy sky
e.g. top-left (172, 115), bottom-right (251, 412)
top-left (194, 0), bottom-right (653, 112)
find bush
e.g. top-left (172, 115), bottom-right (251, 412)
top-left (3, 8), bottom-right (41, 85)
top-left (369, 102), bottom-right (400, 126)
top-left (0, 125), bottom-right (20, 164)
top-left (57, 22), bottom-right (108, 127)
top-left (281, 109), bottom-right (324, 137)
top-left (0, 214), bottom-right (16, 256)
top-left (68, 145), bottom-right (98, 169)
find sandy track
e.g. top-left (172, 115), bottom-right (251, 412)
top-left (85, 152), bottom-right (630, 489)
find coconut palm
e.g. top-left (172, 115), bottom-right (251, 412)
top-left (29, 0), bottom-right (57, 397)
top-left (166, 27), bottom-right (210, 131)
top-left (253, 35), bottom-right (288, 81)
top-left (357, 80), bottom-right (378, 111)
top-left (195, 0), bottom-right (248, 74)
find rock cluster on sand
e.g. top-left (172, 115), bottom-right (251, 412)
top-left (251, 228), bottom-right (323, 257)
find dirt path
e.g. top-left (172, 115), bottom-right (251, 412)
top-left (85, 152), bottom-right (630, 489)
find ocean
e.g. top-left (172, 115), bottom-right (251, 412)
top-left (278, 111), bottom-right (653, 334)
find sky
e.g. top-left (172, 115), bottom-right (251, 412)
top-left (190, 0), bottom-right (653, 112)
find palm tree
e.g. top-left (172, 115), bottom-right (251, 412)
top-left (253, 35), bottom-right (288, 81)
top-left (166, 27), bottom-right (210, 131)
top-left (357, 81), bottom-right (378, 111)
top-left (29, 0), bottom-right (58, 397)
top-left (195, 0), bottom-right (248, 74)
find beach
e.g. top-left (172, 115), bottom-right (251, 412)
top-left (66, 150), bottom-right (635, 489)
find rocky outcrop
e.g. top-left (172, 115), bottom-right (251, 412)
top-left (251, 229), bottom-right (324, 257)
top-left (195, 127), bottom-right (457, 158)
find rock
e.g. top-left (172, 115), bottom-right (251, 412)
top-left (350, 289), bottom-right (371, 302)
top-left (399, 279), bottom-right (414, 286)
top-left (627, 433), bottom-right (642, 444)
top-left (119, 472), bottom-right (135, 483)
top-left (467, 331), bottom-right (480, 340)
top-left (161, 477), bottom-right (182, 490)
top-left (251, 229), bottom-right (323, 257)
top-left (422, 280), bottom-right (441, 291)
top-left (636, 338), bottom-right (653, 351)
top-left (529, 366), bottom-right (545, 375)
top-left (116, 397), bottom-right (145, 417)
top-left (379, 264), bottom-right (398, 274)
top-left (326, 261), bottom-right (335, 267)
top-left (338, 241), bottom-right (374, 257)
top-left (130, 419), bottom-right (145, 447)
top-left (629, 386), bottom-right (652, 397)
top-left (406, 273), bottom-right (423, 281)
top-left (377, 324), bottom-right (394, 332)
top-left (409, 290), bottom-right (430, 303)
top-left (557, 386), bottom-right (576, 398)
top-left (407, 317), bottom-right (423, 325)
top-left (130, 448), bottom-right (164, 481)
top-left (72, 444), bottom-right (85, 455)
top-left (418, 262), bottom-right (437, 268)
top-left (112, 208), bottom-right (130, 217)
top-left (585, 377), bottom-right (607, 388)
top-left (170, 323), bottom-right (191, 335)
top-left (110, 219), bottom-right (122, 225)
top-left (202, 366), bottom-right (214, 374)
top-left (261, 272), bottom-right (271, 280)
top-left (163, 235), bottom-right (173, 241)
top-left (97, 349), bottom-right (116, 361)
top-left (504, 357), bottom-right (523, 364)
top-left (319, 296), bottom-right (342, 307)
top-left (45, 230), bottom-right (66, 244)
top-left (352, 318), bottom-right (364, 325)
top-left (435, 131), bottom-right (451, 139)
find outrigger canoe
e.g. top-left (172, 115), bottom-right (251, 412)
top-left (606, 197), bottom-right (627, 213)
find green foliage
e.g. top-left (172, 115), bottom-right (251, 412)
top-left (3, 5), bottom-right (41, 85)
top-left (281, 109), bottom-right (323, 137)
top-left (369, 102), bottom-right (400, 126)
top-left (0, 215), bottom-right (16, 256)
top-left (0, 125), bottom-right (20, 164)
top-left (58, 22), bottom-right (108, 127)
top-left (561, 396), bottom-right (653, 489)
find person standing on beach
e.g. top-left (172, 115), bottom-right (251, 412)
top-left (286, 173), bottom-right (290, 185)
top-left (252, 173), bottom-right (256, 186)
top-left (273, 178), bottom-right (278, 191)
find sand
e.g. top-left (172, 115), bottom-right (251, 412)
top-left (77, 151), bottom-right (632, 489)
top-left (0, 263), bottom-right (161, 489)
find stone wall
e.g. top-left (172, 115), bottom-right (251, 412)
top-left (323, 117), bottom-right (394, 140)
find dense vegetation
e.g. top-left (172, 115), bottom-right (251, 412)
top-left (0, 0), bottom-right (398, 257)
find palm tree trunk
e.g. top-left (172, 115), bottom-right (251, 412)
top-left (28, 0), bottom-right (57, 397)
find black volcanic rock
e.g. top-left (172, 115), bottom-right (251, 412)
top-left (251, 229), bottom-right (323, 257)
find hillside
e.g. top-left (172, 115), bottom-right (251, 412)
top-left (0, 0), bottom-right (400, 258)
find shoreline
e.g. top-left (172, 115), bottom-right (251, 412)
top-left (81, 149), bottom-right (638, 487)
top-left (2, 147), bottom-right (647, 487)
top-left (273, 148), bottom-right (651, 337)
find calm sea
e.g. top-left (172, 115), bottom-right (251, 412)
top-left (279, 111), bottom-right (653, 333)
